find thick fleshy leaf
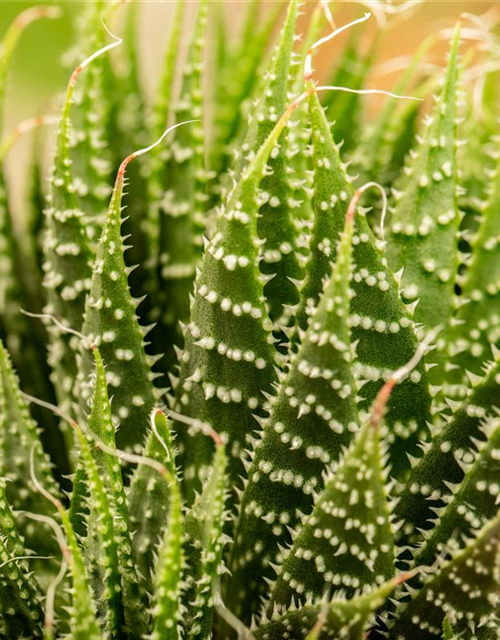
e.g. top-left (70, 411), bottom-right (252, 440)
top-left (43, 57), bottom-right (100, 416)
top-left (393, 356), bottom-right (500, 547)
top-left (0, 339), bottom-right (60, 552)
top-left (446, 142), bottom-right (500, 386)
top-left (299, 88), bottom-right (432, 480)
top-left (0, 155), bottom-right (57, 457)
top-left (389, 512), bottom-right (500, 639)
top-left (254, 576), bottom-right (402, 640)
top-left (412, 414), bottom-right (500, 571)
top-left (77, 418), bottom-right (147, 638)
top-left (154, 0), bottom-right (209, 373)
top-left (211, 1), bottom-right (285, 175)
top-left (386, 26), bottom-right (461, 330)
top-left (270, 414), bottom-right (394, 609)
top-left (55, 500), bottom-right (103, 640)
top-left (228, 187), bottom-right (359, 622)
top-left (183, 443), bottom-right (228, 640)
top-left (128, 409), bottom-right (176, 591)
top-left (251, 0), bottom-right (303, 329)
top-left (146, 0), bottom-right (185, 267)
top-left (0, 481), bottom-right (44, 639)
top-left (150, 468), bottom-right (184, 640)
top-left (80, 158), bottom-right (158, 453)
top-left (173, 98), bottom-right (302, 499)
top-left (69, 4), bottom-right (116, 244)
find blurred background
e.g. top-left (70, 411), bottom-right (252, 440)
top-left (0, 1), bottom-right (496, 211)
top-left (0, 1), bottom-right (494, 119)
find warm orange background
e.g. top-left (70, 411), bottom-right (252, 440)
top-left (1, 0), bottom-right (497, 213)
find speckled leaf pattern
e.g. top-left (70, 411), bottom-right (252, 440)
top-left (447, 143), bottom-right (500, 378)
top-left (270, 415), bottom-right (394, 609)
top-left (80, 348), bottom-right (145, 638)
top-left (210, 1), bottom-right (285, 176)
top-left (412, 414), bottom-right (500, 572)
top-left (69, 4), bottom-right (114, 244)
top-left (128, 409), bottom-right (176, 591)
top-left (0, 171), bottom-right (19, 344)
top-left (173, 103), bottom-right (298, 499)
top-left (55, 500), bottom-right (103, 640)
top-left (0, 161), bottom-right (56, 441)
top-left (388, 512), bottom-right (500, 639)
top-left (155, 0), bottom-right (209, 372)
top-left (1, 3), bottom-right (500, 639)
top-left (80, 162), bottom-right (158, 453)
top-left (146, 0), bottom-right (185, 265)
top-left (0, 340), bottom-right (60, 550)
top-left (292, 89), bottom-right (353, 338)
top-left (77, 419), bottom-right (146, 639)
top-left (228, 191), bottom-right (358, 622)
top-left (42, 63), bottom-right (93, 414)
top-left (300, 88), bottom-right (432, 480)
top-left (239, 0), bottom-right (303, 327)
top-left (0, 481), bottom-right (44, 639)
top-left (393, 356), bottom-right (500, 547)
top-left (254, 576), bottom-right (402, 640)
top-left (387, 27), bottom-right (461, 330)
top-left (183, 444), bottom-right (228, 640)
top-left (150, 468), bottom-right (183, 640)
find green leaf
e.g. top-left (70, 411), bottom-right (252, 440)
top-left (69, 16), bottom-right (114, 245)
top-left (386, 26), bottom-right (461, 330)
top-left (393, 356), bottom-right (500, 547)
top-left (244, 0), bottom-right (304, 328)
top-left (173, 96), bottom-right (300, 499)
top-left (412, 414), bottom-right (500, 572)
top-left (300, 88), bottom-right (433, 480)
top-left (0, 481), bottom-right (44, 639)
top-left (388, 512), bottom-right (500, 639)
top-left (292, 89), bottom-right (354, 338)
top-left (109, 2), bottom-right (150, 296)
top-left (284, 4), bottom-right (327, 235)
top-left (228, 189), bottom-right (359, 622)
top-left (270, 414), bottom-right (394, 609)
top-left (254, 576), bottom-right (402, 640)
top-left (442, 617), bottom-right (457, 640)
top-left (42, 59), bottom-right (94, 415)
top-left (446, 141), bottom-right (500, 382)
top-left (77, 413), bottom-right (146, 638)
top-left (0, 165), bottom-right (55, 436)
top-left (154, 0), bottom-right (209, 372)
top-left (82, 349), bottom-right (146, 636)
top-left (43, 483), bottom-right (103, 640)
top-left (183, 443), bottom-right (228, 640)
top-left (458, 66), bottom-right (500, 218)
top-left (128, 409), bottom-right (176, 591)
top-left (0, 339), bottom-right (60, 552)
top-left (80, 158), bottom-right (158, 453)
top-left (150, 467), bottom-right (184, 640)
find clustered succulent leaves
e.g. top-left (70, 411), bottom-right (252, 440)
top-left (1, 1), bottom-right (500, 638)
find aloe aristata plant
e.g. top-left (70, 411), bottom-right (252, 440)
top-left (0, 1), bottom-right (500, 639)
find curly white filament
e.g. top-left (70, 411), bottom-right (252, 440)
top-left (304, 12), bottom-right (371, 79)
top-left (357, 181), bottom-right (389, 244)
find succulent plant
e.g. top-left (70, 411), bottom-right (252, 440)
top-left (1, 1), bottom-right (500, 639)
